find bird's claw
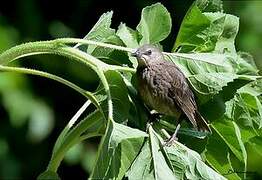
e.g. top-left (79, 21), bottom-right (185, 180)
top-left (149, 112), bottom-right (161, 122)
top-left (163, 136), bottom-right (178, 147)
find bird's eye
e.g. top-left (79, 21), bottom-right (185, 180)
top-left (146, 50), bottom-right (152, 55)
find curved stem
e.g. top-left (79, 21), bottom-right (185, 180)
top-left (0, 65), bottom-right (100, 108)
top-left (52, 100), bottom-right (92, 155)
top-left (47, 109), bottom-right (104, 172)
top-left (0, 41), bottom-right (114, 117)
top-left (79, 132), bottom-right (103, 141)
top-left (0, 41), bottom-right (107, 70)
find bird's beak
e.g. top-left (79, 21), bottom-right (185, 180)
top-left (131, 50), bottom-right (139, 57)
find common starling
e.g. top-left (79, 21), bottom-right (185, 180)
top-left (132, 44), bottom-right (211, 146)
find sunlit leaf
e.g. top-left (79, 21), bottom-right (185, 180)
top-left (173, 5), bottom-right (210, 52)
top-left (95, 70), bottom-right (130, 123)
top-left (125, 141), bottom-right (154, 180)
top-left (196, 0), bottom-right (223, 12)
top-left (137, 3), bottom-right (171, 44)
top-left (91, 120), bottom-right (147, 179)
top-left (205, 132), bottom-right (241, 180)
top-left (161, 131), bottom-right (226, 179)
top-left (116, 23), bottom-right (139, 67)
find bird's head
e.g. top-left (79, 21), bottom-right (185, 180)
top-left (131, 44), bottom-right (164, 68)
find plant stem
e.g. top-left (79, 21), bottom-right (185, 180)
top-left (110, 65), bottom-right (136, 73)
top-left (47, 110), bottom-right (104, 172)
top-left (0, 65), bottom-right (100, 108)
top-left (55, 38), bottom-right (135, 53)
top-left (52, 100), bottom-right (92, 154)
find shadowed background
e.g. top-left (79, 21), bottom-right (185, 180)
top-left (0, 0), bottom-right (261, 179)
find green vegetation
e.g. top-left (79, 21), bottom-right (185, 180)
top-left (0, 0), bottom-right (261, 179)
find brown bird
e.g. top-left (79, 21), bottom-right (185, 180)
top-left (131, 44), bottom-right (211, 146)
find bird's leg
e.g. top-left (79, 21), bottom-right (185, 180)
top-left (146, 111), bottom-right (161, 132)
top-left (149, 111), bottom-right (161, 122)
top-left (164, 117), bottom-right (182, 146)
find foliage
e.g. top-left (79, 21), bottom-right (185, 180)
top-left (0, 0), bottom-right (261, 179)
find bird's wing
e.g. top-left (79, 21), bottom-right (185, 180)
top-left (164, 62), bottom-right (198, 128)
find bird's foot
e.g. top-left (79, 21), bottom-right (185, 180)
top-left (149, 111), bottom-right (161, 122)
top-left (163, 135), bottom-right (178, 147)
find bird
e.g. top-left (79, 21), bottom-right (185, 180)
top-left (131, 44), bottom-right (211, 146)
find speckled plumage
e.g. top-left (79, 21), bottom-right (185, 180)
top-left (133, 44), bottom-right (210, 133)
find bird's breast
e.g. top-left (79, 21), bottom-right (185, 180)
top-left (137, 66), bottom-right (181, 117)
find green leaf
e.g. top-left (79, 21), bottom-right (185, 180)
top-left (37, 170), bottom-right (60, 180)
top-left (163, 133), bottom-right (226, 179)
top-left (137, 3), bottom-right (172, 44)
top-left (149, 127), bottom-right (176, 180)
top-left (188, 73), bottom-right (237, 95)
top-left (205, 80), bottom-right (262, 178)
top-left (126, 126), bottom-right (176, 180)
top-left (116, 23), bottom-right (139, 67)
top-left (246, 137), bottom-right (262, 177)
top-left (208, 13), bottom-right (239, 54)
top-left (212, 120), bottom-right (247, 166)
top-left (165, 53), bottom-right (260, 103)
top-left (225, 79), bottom-right (262, 129)
top-left (125, 141), bottom-right (155, 180)
top-left (91, 120), bottom-right (147, 180)
top-left (165, 52), bottom-right (232, 69)
top-left (78, 11), bottom-right (115, 52)
top-left (77, 11), bottom-right (127, 66)
top-left (95, 70), bottom-right (130, 123)
top-left (117, 23), bottom-right (139, 48)
top-left (173, 3), bottom-right (239, 54)
top-left (173, 5), bottom-right (210, 51)
top-left (127, 126), bottom-right (225, 180)
top-left (196, 0), bottom-right (223, 12)
top-left (234, 52), bottom-right (259, 75)
top-left (205, 131), bottom-right (241, 180)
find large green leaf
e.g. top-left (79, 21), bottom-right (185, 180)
top-left (225, 79), bottom-right (262, 129)
top-left (116, 23), bottom-right (139, 67)
top-left (234, 52), bottom-right (259, 75)
top-left (196, 0), bottom-right (223, 12)
top-left (205, 79), bottom-right (262, 178)
top-left (117, 23), bottom-right (139, 48)
top-left (137, 3), bottom-right (172, 44)
top-left (203, 12), bottom-right (239, 54)
top-left (246, 137), bottom-right (262, 177)
top-left (77, 11), bottom-right (129, 66)
top-left (149, 127), bottom-right (176, 180)
top-left (125, 140), bottom-right (155, 180)
top-left (126, 126), bottom-right (176, 180)
top-left (90, 120), bottom-right (147, 179)
top-left (173, 5), bottom-right (210, 52)
top-left (162, 132), bottom-right (226, 179)
top-left (165, 53), bottom-right (260, 103)
top-left (173, 2), bottom-right (239, 54)
top-left (77, 11), bottom-right (115, 53)
top-left (95, 70), bottom-right (130, 123)
top-left (127, 126), bottom-right (226, 180)
top-left (211, 120), bottom-right (247, 165)
top-left (205, 131), bottom-right (241, 180)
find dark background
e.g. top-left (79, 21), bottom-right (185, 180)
top-left (0, 0), bottom-right (261, 179)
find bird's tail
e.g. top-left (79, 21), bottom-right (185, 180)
top-left (195, 111), bottom-right (212, 133)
